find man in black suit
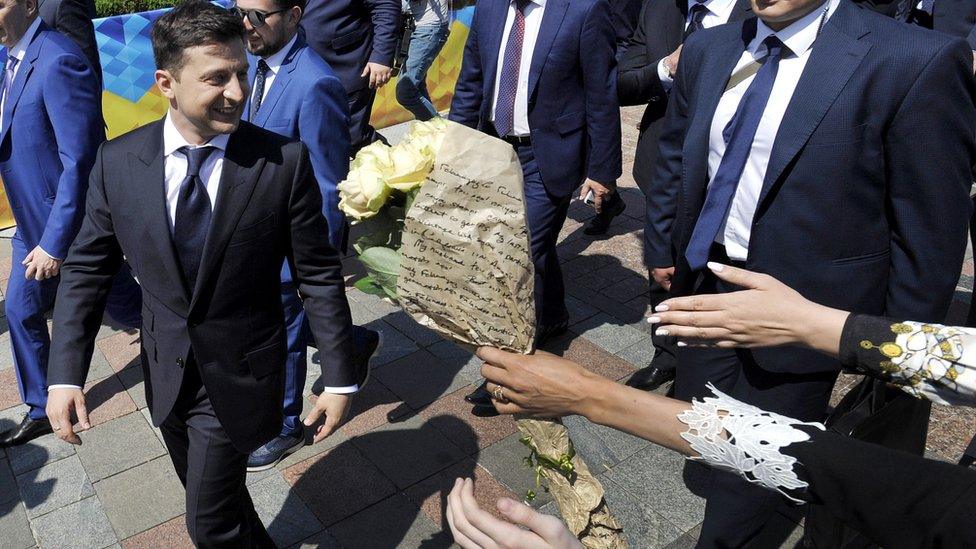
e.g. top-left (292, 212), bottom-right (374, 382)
top-left (611, 0), bottom-right (751, 391)
top-left (44, 2), bottom-right (358, 545)
top-left (647, 0), bottom-right (975, 543)
top-left (38, 0), bottom-right (100, 83)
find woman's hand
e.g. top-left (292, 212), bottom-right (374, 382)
top-left (652, 263), bottom-right (849, 355)
top-left (475, 348), bottom-right (602, 419)
top-left (447, 478), bottom-right (582, 549)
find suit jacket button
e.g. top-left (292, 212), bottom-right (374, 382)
top-left (177, 357), bottom-right (184, 368)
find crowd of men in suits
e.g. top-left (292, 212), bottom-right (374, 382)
top-left (1, 0), bottom-right (975, 545)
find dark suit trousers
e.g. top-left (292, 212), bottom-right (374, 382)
top-left (517, 143), bottom-right (571, 328)
top-left (348, 86), bottom-right (381, 154)
top-left (674, 262), bottom-right (838, 548)
top-left (160, 363), bottom-right (274, 548)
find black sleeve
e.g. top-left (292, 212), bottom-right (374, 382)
top-left (51, 0), bottom-right (102, 80)
top-left (617, 2), bottom-right (667, 107)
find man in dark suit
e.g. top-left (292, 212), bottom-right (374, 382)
top-left (612, 0), bottom-right (752, 392)
top-left (647, 0), bottom-right (975, 543)
top-left (38, 0), bottom-right (100, 83)
top-left (450, 0), bottom-right (621, 412)
top-left (300, 0), bottom-right (400, 153)
top-left (45, 2), bottom-right (358, 545)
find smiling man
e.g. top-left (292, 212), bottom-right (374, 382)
top-left (44, 1), bottom-right (358, 545)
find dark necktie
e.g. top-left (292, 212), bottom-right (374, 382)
top-left (684, 36), bottom-right (787, 271)
top-left (174, 146), bottom-right (215, 292)
top-left (494, 0), bottom-right (531, 137)
top-left (684, 2), bottom-right (709, 40)
top-left (250, 59), bottom-right (270, 121)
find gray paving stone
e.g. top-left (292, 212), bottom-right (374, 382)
top-left (0, 333), bottom-right (14, 371)
top-left (425, 340), bottom-right (483, 383)
top-left (17, 454), bottom-right (93, 518)
top-left (372, 349), bottom-right (475, 410)
top-left (383, 310), bottom-right (442, 347)
top-left (32, 496), bottom-right (117, 549)
top-left (139, 408), bottom-right (166, 446)
top-left (94, 456), bottom-right (185, 540)
top-left (605, 444), bottom-right (706, 532)
top-left (6, 430), bottom-right (76, 476)
top-left (601, 475), bottom-right (685, 548)
top-left (250, 473), bottom-right (323, 547)
top-left (87, 347), bottom-right (116, 382)
top-left (328, 493), bottom-right (446, 548)
top-left (0, 459), bottom-right (16, 507)
top-left (566, 295), bottom-right (599, 326)
top-left (347, 296), bottom-right (386, 325)
top-left (350, 414), bottom-right (466, 489)
top-left (117, 366), bottom-right (147, 409)
top-left (77, 412), bottom-right (166, 482)
top-left (573, 313), bottom-right (652, 354)
top-left (616, 339), bottom-right (656, 369)
top-left (364, 319), bottom-right (418, 366)
top-left (563, 415), bottom-right (649, 473)
top-left (476, 433), bottom-right (552, 508)
top-left (0, 501), bottom-right (35, 549)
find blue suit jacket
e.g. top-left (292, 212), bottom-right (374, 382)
top-left (245, 38), bottom-right (351, 250)
top-left (449, 0), bottom-right (622, 197)
top-left (0, 22), bottom-right (104, 260)
top-left (300, 0), bottom-right (401, 93)
top-left (647, 0), bottom-right (976, 373)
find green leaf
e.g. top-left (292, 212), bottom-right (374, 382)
top-left (357, 246), bottom-right (401, 299)
top-left (352, 206), bottom-right (405, 255)
top-left (353, 276), bottom-right (388, 298)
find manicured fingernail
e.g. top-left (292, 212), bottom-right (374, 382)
top-left (656, 304), bottom-right (670, 312)
top-left (647, 316), bottom-right (661, 324)
top-left (677, 341), bottom-right (687, 347)
top-left (656, 329), bottom-right (669, 336)
top-left (707, 262), bottom-right (725, 272)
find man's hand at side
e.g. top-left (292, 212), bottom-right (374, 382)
top-left (362, 62), bottom-right (393, 89)
top-left (46, 387), bottom-right (90, 445)
top-left (303, 392), bottom-right (352, 443)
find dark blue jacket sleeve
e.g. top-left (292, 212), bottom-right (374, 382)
top-left (365, 0), bottom-right (402, 66)
top-left (449, 2), bottom-right (485, 128)
top-left (617, 1), bottom-right (667, 107)
top-left (580, 0), bottom-right (622, 185)
top-left (40, 51), bottom-right (105, 260)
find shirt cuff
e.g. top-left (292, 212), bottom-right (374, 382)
top-left (48, 384), bottom-right (82, 391)
top-left (319, 384), bottom-right (359, 394)
top-left (657, 58), bottom-right (674, 90)
top-left (38, 246), bottom-right (62, 262)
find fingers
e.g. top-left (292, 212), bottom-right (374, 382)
top-left (22, 249), bottom-right (34, 266)
top-left (446, 492), bottom-right (482, 549)
top-left (24, 261), bottom-right (36, 280)
top-left (52, 404), bottom-right (81, 445)
top-left (496, 497), bottom-right (563, 541)
top-left (706, 262), bottom-right (767, 289)
top-left (476, 346), bottom-right (526, 372)
top-left (314, 414), bottom-right (339, 443)
top-left (447, 478), bottom-right (496, 549)
top-left (650, 310), bottom-right (726, 330)
top-left (479, 363), bottom-right (515, 391)
top-left (361, 65), bottom-right (370, 78)
top-left (302, 403), bottom-right (323, 428)
top-left (593, 192), bottom-right (603, 213)
top-left (75, 394), bottom-right (91, 431)
top-left (657, 293), bottom-right (727, 313)
top-left (655, 324), bottom-right (735, 343)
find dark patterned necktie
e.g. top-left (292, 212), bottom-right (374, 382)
top-left (174, 146), bottom-right (215, 292)
top-left (684, 2), bottom-right (709, 40)
top-left (685, 36), bottom-right (787, 270)
top-left (494, 0), bottom-right (531, 137)
top-left (250, 59), bottom-right (270, 121)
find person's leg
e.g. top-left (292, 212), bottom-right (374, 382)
top-left (518, 144), bottom-right (570, 331)
top-left (347, 87), bottom-right (382, 155)
top-left (103, 261), bottom-right (143, 330)
top-left (396, 24), bottom-right (448, 121)
top-left (5, 234), bottom-right (59, 420)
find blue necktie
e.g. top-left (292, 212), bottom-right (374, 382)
top-left (685, 36), bottom-right (787, 271)
top-left (174, 146), bottom-right (215, 292)
top-left (494, 0), bottom-right (530, 137)
top-left (684, 2), bottom-right (709, 39)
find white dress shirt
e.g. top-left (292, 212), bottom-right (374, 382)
top-left (251, 34), bottom-right (299, 107)
top-left (0, 17), bottom-right (42, 130)
top-left (490, 0), bottom-right (546, 137)
top-left (51, 114), bottom-right (357, 394)
top-left (708, 0), bottom-right (838, 261)
top-left (657, 0), bottom-right (739, 88)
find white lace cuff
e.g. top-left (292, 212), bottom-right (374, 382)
top-left (677, 383), bottom-right (825, 504)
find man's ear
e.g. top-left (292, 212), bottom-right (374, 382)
top-left (155, 68), bottom-right (177, 100)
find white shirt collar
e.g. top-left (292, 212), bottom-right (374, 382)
top-left (162, 113), bottom-right (231, 157)
top-left (7, 17), bottom-right (42, 63)
top-left (260, 34), bottom-right (299, 75)
top-left (689, 0), bottom-right (738, 23)
top-left (752, 0), bottom-right (838, 57)
top-left (523, 0), bottom-right (546, 9)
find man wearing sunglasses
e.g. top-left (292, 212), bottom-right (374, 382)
top-left (299, 0), bottom-right (399, 154)
top-left (234, 0), bottom-right (380, 472)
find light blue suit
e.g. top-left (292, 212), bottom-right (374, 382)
top-left (244, 36), bottom-right (350, 437)
top-left (0, 22), bottom-right (141, 419)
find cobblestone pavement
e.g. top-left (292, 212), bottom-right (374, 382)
top-left (0, 108), bottom-right (973, 548)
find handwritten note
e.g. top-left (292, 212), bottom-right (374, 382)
top-left (397, 121), bottom-right (536, 353)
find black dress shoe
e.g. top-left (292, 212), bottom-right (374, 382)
top-left (464, 381), bottom-right (493, 406)
top-left (311, 325), bottom-right (380, 395)
top-left (470, 403), bottom-right (500, 417)
top-left (535, 320), bottom-right (569, 347)
top-left (0, 415), bottom-right (53, 447)
top-left (583, 192), bottom-right (626, 236)
top-left (625, 366), bottom-right (675, 392)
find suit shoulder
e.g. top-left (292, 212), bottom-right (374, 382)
top-left (856, 5), bottom-right (961, 55)
top-left (101, 121), bottom-right (160, 156)
top-left (36, 28), bottom-right (89, 63)
top-left (239, 121), bottom-right (304, 153)
top-left (295, 47), bottom-right (343, 84)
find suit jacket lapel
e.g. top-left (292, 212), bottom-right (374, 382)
top-left (0, 27), bottom-right (43, 142)
top-left (131, 121), bottom-right (191, 313)
top-left (243, 59), bottom-right (257, 122)
top-left (483, 0), bottom-right (507, 106)
top-left (252, 40), bottom-right (302, 127)
top-left (756, 0), bottom-right (870, 208)
top-left (189, 124), bottom-right (266, 312)
top-left (527, 0), bottom-right (569, 99)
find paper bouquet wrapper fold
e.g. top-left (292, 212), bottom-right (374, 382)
top-left (396, 120), bottom-right (626, 548)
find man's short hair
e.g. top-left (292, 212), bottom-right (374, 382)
top-left (152, 0), bottom-right (245, 75)
top-left (273, 0), bottom-right (307, 13)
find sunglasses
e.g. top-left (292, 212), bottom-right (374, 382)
top-left (233, 6), bottom-right (289, 28)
